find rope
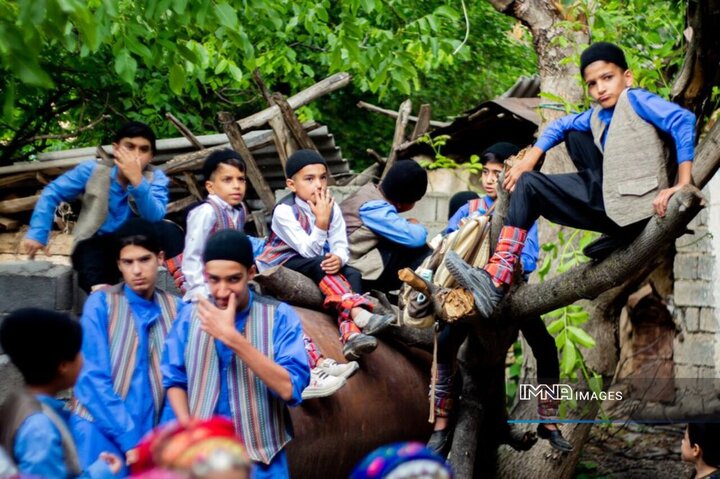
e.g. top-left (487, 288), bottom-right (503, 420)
top-left (429, 320), bottom-right (439, 423)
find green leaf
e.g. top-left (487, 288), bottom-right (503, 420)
top-left (114, 49), bottom-right (138, 84)
top-left (359, 0), bottom-right (375, 13)
top-left (567, 326), bottom-right (596, 349)
top-left (434, 5), bottom-right (459, 21)
top-left (214, 3), bottom-right (238, 30)
top-left (561, 342), bottom-right (577, 376)
top-left (546, 318), bottom-right (565, 335)
top-left (169, 64), bottom-right (185, 95)
top-left (2, 81), bottom-right (15, 121)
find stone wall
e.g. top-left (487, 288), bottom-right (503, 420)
top-left (673, 173), bottom-right (720, 379)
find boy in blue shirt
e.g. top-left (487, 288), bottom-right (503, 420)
top-left (70, 218), bottom-right (183, 476)
top-left (0, 308), bottom-right (122, 479)
top-left (162, 229), bottom-right (310, 479)
top-left (340, 160), bottom-right (431, 294)
top-left (447, 42), bottom-right (696, 318)
top-left (22, 121), bottom-right (169, 293)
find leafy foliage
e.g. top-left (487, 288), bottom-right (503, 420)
top-left (416, 134), bottom-right (483, 173)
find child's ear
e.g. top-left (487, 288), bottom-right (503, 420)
top-left (286, 178), bottom-right (296, 192)
top-left (623, 68), bottom-right (634, 88)
top-left (248, 264), bottom-right (257, 281)
top-left (157, 251), bottom-right (165, 264)
top-left (205, 180), bottom-right (215, 195)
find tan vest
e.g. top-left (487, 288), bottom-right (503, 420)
top-left (590, 89), bottom-right (670, 227)
top-left (339, 183), bottom-right (387, 280)
top-left (72, 158), bottom-right (155, 248)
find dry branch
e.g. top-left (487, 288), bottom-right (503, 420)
top-left (357, 101), bottom-right (450, 128)
top-left (382, 99), bottom-right (412, 178)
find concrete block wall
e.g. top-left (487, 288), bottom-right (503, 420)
top-left (673, 176), bottom-right (720, 378)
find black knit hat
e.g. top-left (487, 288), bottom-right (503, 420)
top-left (0, 308), bottom-right (82, 385)
top-left (380, 160), bottom-right (428, 204)
top-left (285, 149), bottom-right (328, 179)
top-left (449, 191), bottom-right (480, 219)
top-left (202, 149), bottom-right (246, 181)
top-left (481, 142), bottom-right (520, 164)
top-left (580, 42), bottom-right (628, 75)
top-left (114, 217), bottom-right (162, 257)
top-left (203, 229), bottom-right (254, 269)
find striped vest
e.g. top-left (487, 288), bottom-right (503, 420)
top-left (185, 295), bottom-right (292, 464)
top-left (256, 194), bottom-right (311, 268)
top-left (73, 284), bottom-right (178, 424)
top-left (205, 195), bottom-right (247, 234)
top-left (467, 196), bottom-right (491, 216)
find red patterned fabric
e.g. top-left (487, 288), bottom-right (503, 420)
top-left (164, 255), bottom-right (186, 294)
top-left (318, 274), bottom-right (373, 343)
top-left (483, 225), bottom-right (527, 287)
top-left (303, 332), bottom-right (322, 368)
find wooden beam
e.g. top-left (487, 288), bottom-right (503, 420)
top-left (357, 101), bottom-right (450, 128)
top-left (252, 70), bottom-right (297, 166)
top-left (0, 171), bottom-right (38, 188)
top-left (0, 194), bottom-right (41, 214)
top-left (167, 195), bottom-right (197, 214)
top-left (382, 99), bottom-right (412, 179)
top-left (219, 111), bottom-right (276, 210)
top-left (166, 113), bottom-right (204, 150)
top-left (411, 104), bottom-right (432, 140)
top-left (272, 92), bottom-right (318, 152)
top-left (0, 216), bottom-right (20, 231)
top-left (238, 73), bottom-right (351, 131)
top-left (182, 171), bottom-right (204, 201)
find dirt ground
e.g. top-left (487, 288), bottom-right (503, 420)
top-left (576, 423), bottom-right (693, 478)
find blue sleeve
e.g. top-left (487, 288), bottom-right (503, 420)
top-left (521, 222), bottom-right (539, 274)
top-left (627, 89), bottom-right (696, 164)
top-left (534, 110), bottom-right (593, 153)
top-left (359, 200), bottom-right (428, 247)
top-left (14, 413), bottom-right (68, 479)
top-left (74, 292), bottom-right (140, 453)
top-left (82, 459), bottom-right (117, 479)
top-left (127, 169), bottom-right (169, 221)
top-left (446, 203), bottom-right (471, 234)
top-left (272, 303), bottom-right (311, 407)
top-left (26, 161), bottom-right (95, 245)
top-left (161, 306), bottom-right (192, 390)
top-left (249, 236), bottom-right (266, 259)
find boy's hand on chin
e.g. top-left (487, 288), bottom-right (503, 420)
top-left (310, 188), bottom-right (334, 230)
top-left (198, 293), bottom-right (238, 343)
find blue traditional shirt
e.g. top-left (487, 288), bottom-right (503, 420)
top-left (26, 160), bottom-right (169, 245)
top-left (446, 196), bottom-right (539, 274)
top-left (71, 286), bottom-right (183, 474)
top-left (14, 394), bottom-right (118, 479)
top-left (161, 290), bottom-right (310, 479)
top-left (535, 88), bottom-right (696, 164)
top-left (358, 200), bottom-right (428, 247)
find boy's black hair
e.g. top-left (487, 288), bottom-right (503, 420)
top-left (380, 160), bottom-right (428, 205)
top-left (481, 142), bottom-right (520, 165)
top-left (580, 42), bottom-right (628, 76)
top-left (688, 423), bottom-right (720, 467)
top-left (0, 308), bottom-right (82, 385)
top-left (113, 121), bottom-right (157, 155)
top-left (114, 217), bottom-right (162, 258)
top-left (202, 149), bottom-right (247, 182)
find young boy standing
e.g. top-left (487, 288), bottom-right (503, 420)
top-left (21, 121), bottom-right (169, 293)
top-left (681, 423), bottom-right (720, 479)
top-left (340, 159), bottom-right (431, 293)
top-left (429, 143), bottom-right (571, 454)
top-left (0, 308), bottom-right (122, 479)
top-left (162, 229), bottom-right (310, 479)
top-left (257, 150), bottom-right (394, 361)
top-left (447, 42), bottom-right (696, 318)
top-left (180, 149), bottom-right (265, 302)
top-left (70, 218), bottom-right (183, 476)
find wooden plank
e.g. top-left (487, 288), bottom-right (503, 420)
top-left (219, 111), bottom-right (276, 210)
top-left (238, 73), bottom-right (351, 131)
top-left (251, 210), bottom-right (268, 237)
top-left (0, 194), bottom-right (41, 214)
top-left (0, 172), bottom-right (38, 188)
top-left (166, 195), bottom-right (197, 214)
top-left (272, 92), bottom-right (318, 152)
top-left (166, 113), bottom-right (205, 150)
top-left (182, 171), bottom-right (204, 200)
top-left (382, 99), bottom-right (412, 179)
top-left (411, 104), bottom-right (432, 140)
top-left (268, 114), bottom-right (293, 168)
top-left (357, 101), bottom-right (450, 128)
top-left (0, 216), bottom-right (20, 231)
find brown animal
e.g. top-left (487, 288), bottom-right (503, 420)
top-left (287, 306), bottom-right (433, 478)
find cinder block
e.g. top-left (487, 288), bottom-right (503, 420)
top-left (697, 366), bottom-right (717, 379)
top-left (674, 363), bottom-right (699, 379)
top-left (674, 254), bottom-right (698, 280)
top-left (403, 196), bottom-right (437, 224)
top-left (682, 307), bottom-right (700, 332)
top-left (0, 355), bottom-right (24, 408)
top-left (674, 280), bottom-right (714, 307)
top-left (700, 307), bottom-right (718, 333)
top-left (687, 209), bottom-right (709, 229)
top-left (674, 333), bottom-right (716, 367)
top-left (697, 256), bottom-right (714, 281)
top-left (676, 227), bottom-right (713, 253)
top-left (0, 262), bottom-right (74, 312)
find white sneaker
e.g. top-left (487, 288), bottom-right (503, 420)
top-left (302, 368), bottom-right (347, 400)
top-left (317, 358), bottom-right (359, 380)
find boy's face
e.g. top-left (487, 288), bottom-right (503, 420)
top-left (117, 244), bottom-right (164, 299)
top-left (480, 161), bottom-right (504, 200)
top-left (113, 136), bottom-right (154, 167)
top-left (583, 60), bottom-right (633, 109)
top-left (58, 352), bottom-right (83, 389)
top-left (206, 163), bottom-right (247, 206)
top-left (286, 164), bottom-right (328, 203)
top-left (205, 260), bottom-right (256, 311)
top-left (681, 427), bottom-right (699, 462)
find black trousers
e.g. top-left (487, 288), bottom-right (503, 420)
top-left (362, 240), bottom-right (432, 293)
top-left (71, 235), bottom-right (120, 293)
top-left (283, 255), bottom-right (363, 293)
top-left (507, 131), bottom-right (646, 237)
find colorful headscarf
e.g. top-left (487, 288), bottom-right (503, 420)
top-left (350, 442), bottom-right (453, 479)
